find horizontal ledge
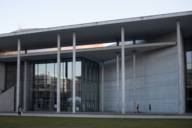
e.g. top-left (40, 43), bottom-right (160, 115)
top-left (0, 42), bottom-right (176, 60)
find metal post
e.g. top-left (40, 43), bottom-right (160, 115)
top-left (116, 53), bottom-right (120, 112)
top-left (177, 21), bottom-right (185, 114)
top-left (72, 32), bottom-right (76, 113)
top-left (57, 34), bottom-right (61, 113)
top-left (23, 61), bottom-right (27, 112)
top-left (100, 62), bottom-right (104, 112)
top-left (121, 27), bottom-right (125, 114)
top-left (16, 39), bottom-right (21, 112)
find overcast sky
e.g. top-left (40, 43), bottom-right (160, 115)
top-left (0, 0), bottom-right (192, 34)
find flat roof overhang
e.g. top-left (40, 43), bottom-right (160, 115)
top-left (0, 11), bottom-right (191, 51)
top-left (0, 42), bottom-right (176, 63)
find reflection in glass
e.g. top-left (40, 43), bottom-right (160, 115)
top-left (32, 63), bottom-right (56, 111)
top-left (185, 46), bottom-right (192, 112)
top-left (81, 60), bottom-right (99, 112)
top-left (31, 58), bottom-right (99, 112)
top-left (60, 62), bottom-right (72, 111)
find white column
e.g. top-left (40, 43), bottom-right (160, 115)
top-left (16, 39), bottom-right (21, 112)
top-left (57, 34), bottom-right (61, 113)
top-left (72, 32), bottom-right (76, 113)
top-left (100, 62), bottom-right (104, 112)
top-left (132, 51), bottom-right (136, 112)
top-left (121, 27), bottom-right (125, 114)
top-left (177, 21), bottom-right (185, 114)
top-left (116, 53), bottom-right (120, 112)
top-left (23, 61), bottom-right (27, 112)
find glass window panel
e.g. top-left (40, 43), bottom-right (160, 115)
top-left (187, 63), bottom-right (192, 70)
top-left (135, 40), bottom-right (145, 44)
top-left (186, 100), bottom-right (192, 112)
top-left (47, 63), bottom-right (55, 89)
top-left (30, 59), bottom-right (99, 112)
top-left (78, 60), bottom-right (99, 112)
top-left (35, 64), bottom-right (38, 76)
top-left (187, 73), bottom-right (192, 85)
top-left (47, 63), bottom-right (55, 77)
top-left (61, 61), bottom-right (72, 112)
top-left (120, 40), bottom-right (133, 45)
top-left (67, 62), bottom-right (72, 79)
top-left (187, 88), bottom-right (192, 98)
top-left (76, 61), bottom-right (82, 77)
top-left (185, 40), bottom-right (192, 112)
top-left (32, 63), bottom-right (56, 111)
top-left (61, 62), bottom-right (66, 79)
top-left (186, 52), bottom-right (192, 64)
top-left (38, 64), bottom-right (46, 76)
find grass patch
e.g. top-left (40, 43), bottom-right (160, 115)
top-left (0, 116), bottom-right (192, 128)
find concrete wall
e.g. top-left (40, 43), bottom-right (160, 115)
top-left (0, 86), bottom-right (15, 112)
top-left (103, 60), bottom-right (120, 112)
top-left (127, 46), bottom-right (179, 113)
top-left (103, 32), bottom-right (181, 113)
top-left (0, 63), bottom-right (5, 92)
top-left (103, 46), bottom-right (180, 113)
top-left (0, 62), bottom-right (15, 112)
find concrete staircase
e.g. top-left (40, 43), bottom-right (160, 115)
top-left (0, 86), bottom-right (15, 112)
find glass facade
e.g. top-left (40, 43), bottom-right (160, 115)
top-left (81, 60), bottom-right (99, 112)
top-left (185, 39), bottom-right (192, 113)
top-left (32, 62), bottom-right (57, 111)
top-left (30, 58), bottom-right (99, 112)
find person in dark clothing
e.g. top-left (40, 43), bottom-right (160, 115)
top-left (136, 104), bottom-right (140, 113)
top-left (149, 104), bottom-right (152, 112)
top-left (18, 105), bottom-right (22, 116)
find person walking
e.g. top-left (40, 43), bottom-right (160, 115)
top-left (18, 105), bottom-right (23, 116)
top-left (136, 104), bottom-right (140, 113)
top-left (149, 104), bottom-right (151, 112)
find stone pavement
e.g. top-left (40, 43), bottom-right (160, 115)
top-left (0, 112), bottom-right (192, 119)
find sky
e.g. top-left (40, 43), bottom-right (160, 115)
top-left (0, 0), bottom-right (192, 34)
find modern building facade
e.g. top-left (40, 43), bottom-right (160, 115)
top-left (0, 11), bottom-right (192, 114)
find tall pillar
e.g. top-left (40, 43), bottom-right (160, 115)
top-left (177, 21), bottom-right (185, 114)
top-left (100, 62), bottom-right (104, 112)
top-left (132, 51), bottom-right (136, 112)
top-left (72, 32), bottom-right (76, 113)
top-left (23, 61), bottom-right (27, 112)
top-left (57, 34), bottom-right (61, 113)
top-left (116, 53), bottom-right (120, 112)
top-left (16, 39), bottom-right (21, 112)
top-left (121, 27), bottom-right (125, 114)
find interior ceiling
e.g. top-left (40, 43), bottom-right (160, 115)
top-left (0, 11), bottom-right (191, 51)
